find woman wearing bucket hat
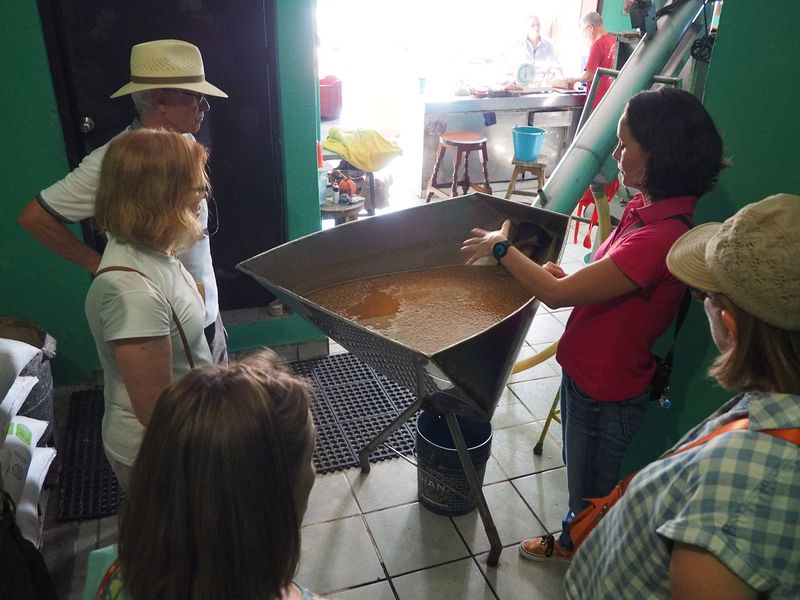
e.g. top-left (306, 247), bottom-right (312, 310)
top-left (461, 87), bottom-right (726, 561)
top-left (18, 39), bottom-right (230, 364)
top-left (564, 193), bottom-right (800, 599)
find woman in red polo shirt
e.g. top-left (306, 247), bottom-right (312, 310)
top-left (461, 87), bottom-right (726, 562)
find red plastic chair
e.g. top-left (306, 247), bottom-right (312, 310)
top-left (573, 179), bottom-right (620, 248)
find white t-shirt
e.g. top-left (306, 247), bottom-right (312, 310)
top-left (38, 124), bottom-right (219, 327)
top-left (85, 238), bottom-right (213, 467)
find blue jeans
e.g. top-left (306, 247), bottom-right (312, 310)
top-left (557, 372), bottom-right (649, 550)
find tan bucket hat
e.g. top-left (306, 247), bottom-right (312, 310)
top-left (666, 193), bottom-right (800, 331)
top-left (110, 39), bottom-right (228, 99)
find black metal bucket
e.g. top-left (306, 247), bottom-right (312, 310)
top-left (416, 410), bottom-right (492, 516)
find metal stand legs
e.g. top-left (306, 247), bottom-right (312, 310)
top-left (358, 397), bottom-right (424, 473)
top-left (445, 412), bottom-right (503, 566)
top-left (357, 365), bottom-right (502, 566)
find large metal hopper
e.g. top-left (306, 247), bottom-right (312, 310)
top-left (239, 193), bottom-right (568, 419)
top-left (238, 193), bottom-right (569, 564)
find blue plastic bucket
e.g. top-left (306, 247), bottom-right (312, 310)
top-left (512, 126), bottom-right (546, 162)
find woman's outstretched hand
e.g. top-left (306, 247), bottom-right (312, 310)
top-left (461, 219), bottom-right (511, 265)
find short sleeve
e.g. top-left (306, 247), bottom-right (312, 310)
top-left (585, 38), bottom-right (604, 72)
top-left (606, 223), bottom-right (682, 288)
top-left (38, 144), bottom-right (108, 223)
top-left (656, 440), bottom-right (800, 594)
top-left (96, 274), bottom-right (172, 343)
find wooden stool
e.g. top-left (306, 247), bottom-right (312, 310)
top-left (426, 132), bottom-right (492, 202)
top-left (504, 159), bottom-right (547, 200)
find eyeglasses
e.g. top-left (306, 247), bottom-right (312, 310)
top-left (194, 183), bottom-right (212, 198)
top-left (174, 90), bottom-right (209, 109)
top-left (689, 288), bottom-right (710, 303)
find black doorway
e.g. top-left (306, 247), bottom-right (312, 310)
top-left (37, 0), bottom-right (284, 310)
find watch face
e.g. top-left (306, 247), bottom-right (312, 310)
top-left (492, 241), bottom-right (510, 259)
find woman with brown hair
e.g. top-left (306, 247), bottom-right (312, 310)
top-left (461, 87), bottom-right (726, 561)
top-left (85, 128), bottom-right (213, 489)
top-left (565, 194), bottom-right (800, 598)
top-left (83, 351), bottom-right (321, 600)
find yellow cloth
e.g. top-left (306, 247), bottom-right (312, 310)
top-left (323, 127), bottom-right (402, 172)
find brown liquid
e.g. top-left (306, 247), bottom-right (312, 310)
top-left (307, 265), bottom-right (531, 354)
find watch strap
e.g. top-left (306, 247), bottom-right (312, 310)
top-left (492, 240), bottom-right (513, 260)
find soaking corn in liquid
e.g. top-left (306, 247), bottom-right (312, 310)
top-left (307, 265), bottom-right (531, 354)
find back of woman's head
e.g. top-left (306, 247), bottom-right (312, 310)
top-left (119, 350), bottom-right (315, 600)
top-left (667, 194), bottom-right (800, 394)
top-left (708, 296), bottom-right (800, 394)
top-left (625, 87), bottom-right (726, 200)
top-left (95, 128), bottom-right (208, 250)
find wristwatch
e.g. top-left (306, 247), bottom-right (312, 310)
top-left (492, 240), bottom-right (513, 260)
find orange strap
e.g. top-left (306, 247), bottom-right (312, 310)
top-left (95, 266), bottom-right (195, 369)
top-left (765, 427), bottom-right (800, 446)
top-left (668, 417), bottom-right (800, 458)
top-left (569, 417), bottom-right (799, 550)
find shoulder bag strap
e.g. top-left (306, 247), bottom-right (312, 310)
top-left (95, 266), bottom-right (194, 369)
top-left (668, 417), bottom-right (800, 459)
top-left (663, 213), bottom-right (694, 359)
top-left (568, 416), bottom-right (797, 550)
top-left (762, 427), bottom-right (800, 446)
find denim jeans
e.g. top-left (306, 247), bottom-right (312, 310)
top-left (557, 371), bottom-right (649, 550)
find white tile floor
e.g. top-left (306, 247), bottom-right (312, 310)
top-left (42, 205), bottom-right (599, 600)
top-left (295, 271), bottom-right (582, 599)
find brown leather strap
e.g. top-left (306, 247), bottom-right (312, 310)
top-left (95, 266), bottom-right (195, 368)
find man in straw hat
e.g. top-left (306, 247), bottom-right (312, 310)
top-left (564, 193), bottom-right (800, 599)
top-left (18, 39), bottom-right (230, 364)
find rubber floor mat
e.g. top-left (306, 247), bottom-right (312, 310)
top-left (55, 354), bottom-right (419, 519)
top-left (290, 353), bottom-right (419, 474)
top-left (57, 389), bottom-right (123, 521)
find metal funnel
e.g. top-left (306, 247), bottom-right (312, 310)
top-left (238, 193), bottom-right (569, 422)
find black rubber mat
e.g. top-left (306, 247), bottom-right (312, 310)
top-left (290, 353), bottom-right (419, 474)
top-left (55, 354), bottom-right (419, 519)
top-left (57, 389), bottom-right (123, 521)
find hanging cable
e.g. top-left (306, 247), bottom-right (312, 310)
top-left (690, 0), bottom-right (717, 63)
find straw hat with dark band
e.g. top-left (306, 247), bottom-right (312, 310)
top-left (110, 39), bottom-right (228, 99)
top-left (666, 193), bottom-right (800, 331)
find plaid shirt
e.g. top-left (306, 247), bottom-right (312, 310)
top-left (565, 391), bottom-right (800, 599)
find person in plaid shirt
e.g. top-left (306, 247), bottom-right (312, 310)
top-left (565, 194), bottom-right (800, 599)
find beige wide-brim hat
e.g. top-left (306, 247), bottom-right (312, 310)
top-left (667, 193), bottom-right (800, 331)
top-left (110, 39), bottom-right (228, 99)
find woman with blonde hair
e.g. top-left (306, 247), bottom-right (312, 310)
top-left (83, 351), bottom-right (321, 600)
top-left (85, 128), bottom-right (213, 489)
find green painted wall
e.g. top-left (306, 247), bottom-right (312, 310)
top-left (1, 0), bottom-right (323, 384)
top-left (622, 0), bottom-right (800, 472)
top-left (601, 0), bottom-right (636, 33)
top-left (0, 2), bottom-right (97, 384)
